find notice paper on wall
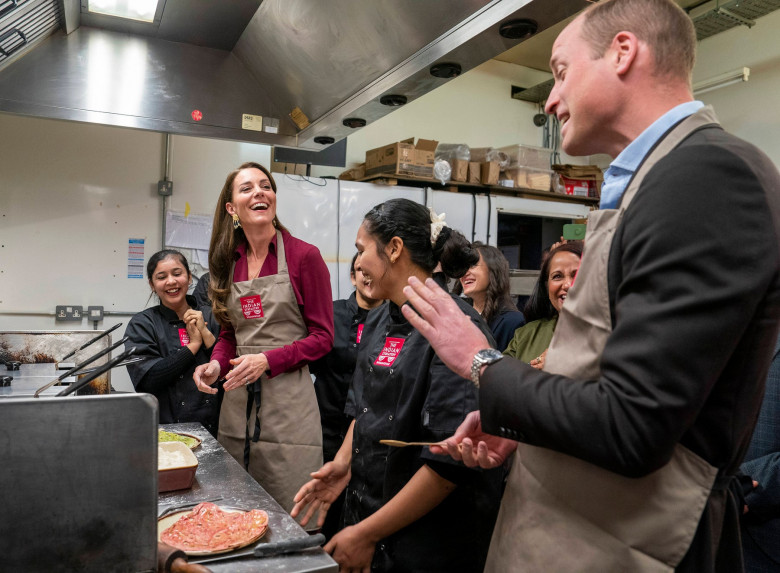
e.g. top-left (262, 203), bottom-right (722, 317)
top-left (128, 238), bottom-right (145, 279)
top-left (165, 210), bottom-right (212, 251)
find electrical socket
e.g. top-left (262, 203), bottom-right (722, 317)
top-left (88, 306), bottom-right (104, 321)
top-left (158, 180), bottom-right (173, 196)
top-left (55, 305), bottom-right (83, 322)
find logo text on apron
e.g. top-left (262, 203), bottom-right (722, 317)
top-left (240, 295), bottom-right (264, 319)
top-left (374, 337), bottom-right (405, 367)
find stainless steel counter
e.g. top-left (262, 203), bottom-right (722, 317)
top-left (0, 362), bottom-right (76, 397)
top-left (159, 423), bottom-right (337, 573)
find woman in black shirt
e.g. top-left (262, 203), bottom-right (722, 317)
top-left (125, 250), bottom-right (221, 436)
top-left (310, 252), bottom-right (384, 538)
top-left (293, 199), bottom-right (502, 572)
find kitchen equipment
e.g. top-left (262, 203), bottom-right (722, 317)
top-left (33, 336), bottom-right (129, 397)
top-left (59, 322), bottom-right (122, 361)
top-left (158, 441), bottom-right (199, 492)
top-left (56, 346), bottom-right (136, 396)
top-left (254, 534), bottom-right (327, 558)
top-left (73, 355), bottom-right (148, 376)
top-left (0, 393), bottom-right (158, 571)
top-left (193, 533), bottom-right (328, 565)
top-left (379, 439), bottom-right (443, 447)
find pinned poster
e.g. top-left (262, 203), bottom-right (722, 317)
top-left (165, 210), bottom-right (212, 251)
top-left (128, 238), bottom-right (145, 278)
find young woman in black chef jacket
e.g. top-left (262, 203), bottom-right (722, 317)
top-left (125, 249), bottom-right (221, 436)
top-left (292, 199), bottom-right (503, 573)
top-left (309, 252), bottom-right (385, 539)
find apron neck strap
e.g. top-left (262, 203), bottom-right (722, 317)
top-left (275, 230), bottom-right (288, 274)
top-left (619, 105), bottom-right (720, 211)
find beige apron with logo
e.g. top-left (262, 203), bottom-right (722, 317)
top-left (485, 107), bottom-right (721, 572)
top-left (220, 230), bottom-right (323, 514)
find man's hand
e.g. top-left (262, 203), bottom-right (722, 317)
top-left (291, 461), bottom-right (351, 528)
top-left (401, 276), bottom-right (489, 379)
top-left (429, 411), bottom-right (517, 469)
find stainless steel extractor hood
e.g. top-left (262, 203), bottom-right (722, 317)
top-left (0, 0), bottom-right (591, 149)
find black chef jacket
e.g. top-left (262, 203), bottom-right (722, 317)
top-left (125, 295), bottom-right (222, 436)
top-left (344, 297), bottom-right (503, 573)
top-left (310, 292), bottom-right (382, 462)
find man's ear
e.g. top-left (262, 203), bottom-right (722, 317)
top-left (611, 31), bottom-right (639, 76)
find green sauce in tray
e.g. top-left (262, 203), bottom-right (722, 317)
top-left (158, 430), bottom-right (200, 449)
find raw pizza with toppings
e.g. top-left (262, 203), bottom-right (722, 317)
top-left (159, 502), bottom-right (269, 554)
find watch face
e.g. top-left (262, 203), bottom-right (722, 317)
top-left (478, 348), bottom-right (503, 362)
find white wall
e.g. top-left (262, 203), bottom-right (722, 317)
top-left (692, 8), bottom-right (780, 167)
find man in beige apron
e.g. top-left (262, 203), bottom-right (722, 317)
top-left (220, 230), bottom-right (323, 514)
top-left (482, 108), bottom-right (723, 572)
top-left (399, 1), bottom-right (780, 570)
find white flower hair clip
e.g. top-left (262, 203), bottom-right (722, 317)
top-left (430, 209), bottom-right (447, 246)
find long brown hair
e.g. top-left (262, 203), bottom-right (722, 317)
top-left (208, 162), bottom-right (287, 326)
top-left (452, 242), bottom-right (518, 326)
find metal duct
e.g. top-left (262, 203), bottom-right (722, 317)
top-left (689, 0), bottom-right (780, 41)
top-left (0, 0), bottom-right (592, 148)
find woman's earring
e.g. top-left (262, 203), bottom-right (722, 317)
top-left (232, 214), bottom-right (241, 230)
top-left (272, 217), bottom-right (278, 228)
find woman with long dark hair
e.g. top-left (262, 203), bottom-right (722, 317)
top-left (193, 162), bottom-right (334, 516)
top-left (125, 249), bottom-right (221, 435)
top-left (455, 242), bottom-right (525, 351)
top-left (504, 240), bottom-right (583, 368)
top-left (292, 198), bottom-right (502, 572)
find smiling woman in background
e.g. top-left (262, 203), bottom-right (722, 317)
top-left (193, 162), bottom-right (334, 516)
top-left (125, 249), bottom-right (222, 436)
top-left (456, 242), bottom-right (525, 351)
top-left (503, 240), bottom-right (583, 368)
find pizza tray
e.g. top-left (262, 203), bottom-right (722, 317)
top-left (157, 506), bottom-right (269, 556)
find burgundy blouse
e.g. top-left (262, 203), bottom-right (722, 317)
top-left (210, 230), bottom-right (334, 378)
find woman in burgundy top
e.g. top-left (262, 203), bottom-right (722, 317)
top-left (194, 162), bottom-right (334, 515)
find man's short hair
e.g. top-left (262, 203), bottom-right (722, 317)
top-left (581, 0), bottom-right (696, 82)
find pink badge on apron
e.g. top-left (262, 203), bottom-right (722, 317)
top-left (240, 295), bottom-right (264, 319)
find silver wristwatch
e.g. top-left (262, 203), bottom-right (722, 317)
top-left (470, 348), bottom-right (504, 387)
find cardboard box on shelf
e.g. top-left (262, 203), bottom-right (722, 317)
top-left (481, 161), bottom-right (500, 185)
top-left (271, 159), bottom-right (308, 176)
top-left (552, 164), bottom-right (603, 198)
top-left (505, 166), bottom-right (553, 191)
top-left (468, 162), bottom-right (481, 184)
top-left (365, 138), bottom-right (438, 179)
top-left (451, 159), bottom-right (468, 182)
top-left (339, 163), bottom-right (366, 181)
top-left (499, 143), bottom-right (553, 171)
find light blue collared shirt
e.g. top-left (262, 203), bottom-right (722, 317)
top-left (599, 101), bottom-right (704, 209)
